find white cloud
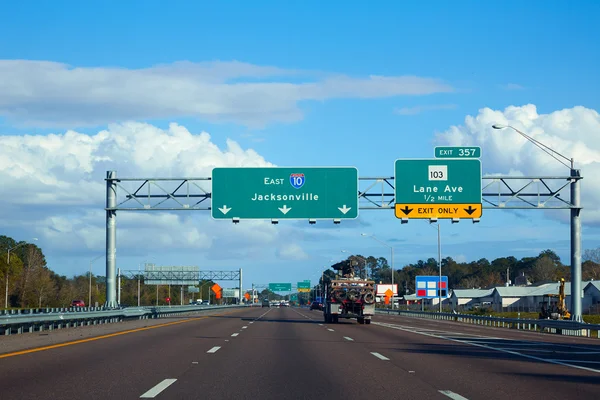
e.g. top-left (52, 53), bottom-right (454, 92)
top-left (394, 104), bottom-right (458, 115)
top-left (433, 104), bottom-right (600, 224)
top-left (0, 122), bottom-right (297, 261)
top-left (275, 243), bottom-right (309, 260)
top-left (0, 60), bottom-right (453, 128)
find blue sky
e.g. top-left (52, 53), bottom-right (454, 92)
top-left (1, 1), bottom-right (599, 290)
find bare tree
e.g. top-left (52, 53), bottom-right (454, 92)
top-left (18, 245), bottom-right (45, 307)
top-left (531, 256), bottom-right (556, 282)
top-left (583, 247), bottom-right (600, 263)
top-left (33, 267), bottom-right (56, 308)
top-left (458, 276), bottom-right (481, 289)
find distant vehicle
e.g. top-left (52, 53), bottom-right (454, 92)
top-left (323, 277), bottom-right (376, 324)
top-left (71, 300), bottom-right (85, 307)
top-left (262, 298), bottom-right (270, 308)
top-left (309, 301), bottom-right (323, 311)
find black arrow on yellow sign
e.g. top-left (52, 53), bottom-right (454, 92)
top-left (399, 205), bottom-right (413, 215)
top-left (464, 205), bottom-right (477, 215)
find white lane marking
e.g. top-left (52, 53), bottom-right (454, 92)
top-left (373, 322), bottom-right (600, 374)
top-left (318, 324), bottom-right (323, 326)
top-left (192, 362), bottom-right (198, 364)
top-left (344, 336), bottom-right (354, 341)
top-left (439, 390), bottom-right (470, 400)
top-left (370, 352), bottom-right (390, 361)
top-left (327, 328), bottom-right (335, 332)
top-left (231, 333), bottom-right (239, 337)
top-left (249, 321), bottom-right (254, 324)
top-left (550, 359), bottom-right (600, 364)
top-left (242, 326), bottom-right (248, 329)
top-left (140, 379), bottom-right (177, 398)
top-left (207, 346), bottom-right (221, 353)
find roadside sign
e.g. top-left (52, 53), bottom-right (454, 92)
top-left (297, 281), bottom-right (311, 289)
top-left (244, 293), bottom-right (251, 300)
top-left (434, 146), bottom-right (481, 158)
top-left (415, 276), bottom-right (448, 298)
top-left (211, 167), bottom-right (359, 220)
top-left (376, 284), bottom-right (398, 296)
top-left (269, 283), bottom-right (292, 291)
top-left (211, 283), bottom-right (221, 294)
top-left (394, 159), bottom-right (482, 219)
top-left (222, 289), bottom-right (240, 298)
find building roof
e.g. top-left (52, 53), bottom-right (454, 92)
top-left (584, 281), bottom-right (600, 292)
top-left (451, 289), bottom-right (494, 299)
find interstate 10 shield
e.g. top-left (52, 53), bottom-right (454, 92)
top-left (290, 173), bottom-right (305, 189)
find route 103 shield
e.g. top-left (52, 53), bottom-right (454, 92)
top-left (290, 173), bottom-right (305, 189)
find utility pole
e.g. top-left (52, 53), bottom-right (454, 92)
top-left (437, 223), bottom-right (442, 313)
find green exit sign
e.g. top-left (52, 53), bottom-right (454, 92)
top-left (434, 147), bottom-right (481, 158)
top-left (211, 167), bottom-right (358, 220)
top-left (269, 283), bottom-right (292, 291)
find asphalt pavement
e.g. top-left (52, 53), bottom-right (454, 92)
top-left (0, 306), bottom-right (598, 399)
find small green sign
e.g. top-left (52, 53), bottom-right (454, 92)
top-left (269, 283), bottom-right (292, 291)
top-left (297, 281), bottom-right (311, 289)
top-left (394, 159), bottom-right (482, 204)
top-left (434, 147), bottom-right (481, 158)
top-left (211, 167), bottom-right (358, 220)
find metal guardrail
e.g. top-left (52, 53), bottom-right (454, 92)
top-left (375, 309), bottom-right (600, 338)
top-left (0, 305), bottom-right (247, 336)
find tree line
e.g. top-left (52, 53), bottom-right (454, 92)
top-left (0, 235), bottom-right (218, 309)
top-left (318, 248), bottom-right (600, 296)
top-left (2, 233), bottom-right (600, 308)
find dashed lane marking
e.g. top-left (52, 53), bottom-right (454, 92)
top-left (343, 337), bottom-right (354, 341)
top-left (439, 390), bottom-right (470, 400)
top-left (372, 321), bottom-right (600, 374)
top-left (370, 352), bottom-right (390, 361)
top-left (207, 346), bottom-right (221, 354)
top-left (231, 333), bottom-right (239, 337)
top-left (140, 379), bottom-right (177, 398)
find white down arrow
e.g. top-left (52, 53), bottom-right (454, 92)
top-left (338, 205), bottom-right (351, 214)
top-left (278, 205), bottom-right (291, 214)
top-left (218, 205), bottom-right (232, 215)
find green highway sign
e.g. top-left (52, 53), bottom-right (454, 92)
top-left (394, 159), bottom-right (482, 219)
top-left (434, 146), bottom-right (481, 158)
top-left (297, 281), bottom-right (311, 289)
top-left (269, 283), bottom-right (292, 291)
top-left (211, 167), bottom-right (358, 220)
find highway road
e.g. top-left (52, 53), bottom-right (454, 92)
top-left (0, 306), bottom-right (599, 399)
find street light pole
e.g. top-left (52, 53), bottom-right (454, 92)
top-left (492, 124), bottom-right (582, 321)
top-left (437, 224), bottom-right (442, 312)
top-left (89, 254), bottom-right (104, 307)
top-left (361, 233), bottom-right (395, 309)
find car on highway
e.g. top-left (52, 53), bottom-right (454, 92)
top-left (71, 300), bottom-right (85, 307)
top-left (309, 301), bottom-right (323, 311)
top-left (262, 298), bottom-right (270, 308)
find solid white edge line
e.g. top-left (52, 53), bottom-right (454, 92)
top-left (207, 346), bottom-right (221, 353)
top-left (140, 379), bottom-right (177, 398)
top-left (370, 352), bottom-right (390, 361)
top-left (372, 322), bottom-right (600, 374)
top-left (343, 337), bottom-right (354, 341)
top-left (439, 390), bottom-right (470, 400)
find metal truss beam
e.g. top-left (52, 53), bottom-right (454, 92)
top-left (106, 175), bottom-right (579, 211)
top-left (119, 269), bottom-right (241, 282)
